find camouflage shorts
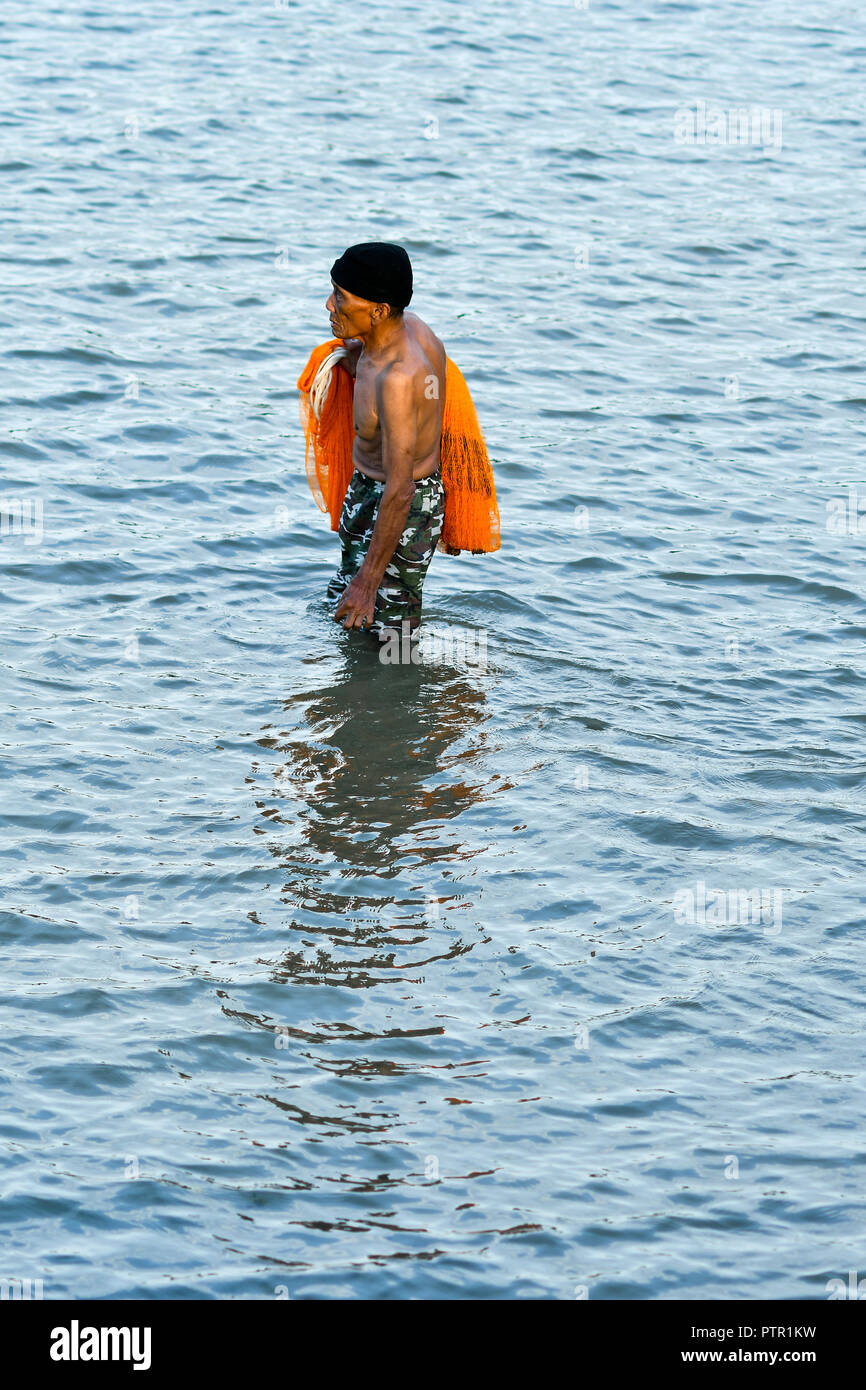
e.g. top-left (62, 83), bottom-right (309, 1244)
top-left (327, 467), bottom-right (445, 630)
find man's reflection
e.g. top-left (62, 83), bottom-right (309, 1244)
top-left (251, 636), bottom-right (498, 992)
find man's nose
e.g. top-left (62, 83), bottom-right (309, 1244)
top-left (326, 294), bottom-right (335, 312)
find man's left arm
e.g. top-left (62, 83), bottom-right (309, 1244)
top-left (334, 368), bottom-right (417, 630)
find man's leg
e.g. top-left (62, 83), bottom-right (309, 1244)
top-left (373, 471), bottom-right (445, 632)
top-left (326, 469), bottom-right (383, 609)
top-left (328, 468), bottom-right (444, 634)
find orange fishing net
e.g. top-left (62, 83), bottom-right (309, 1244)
top-left (297, 339), bottom-right (356, 533)
top-left (297, 338), bottom-right (500, 555)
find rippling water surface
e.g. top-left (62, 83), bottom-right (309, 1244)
top-left (2, 0), bottom-right (865, 1299)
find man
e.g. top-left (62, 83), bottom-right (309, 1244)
top-left (324, 242), bottom-right (446, 635)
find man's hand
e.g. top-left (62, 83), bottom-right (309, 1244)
top-left (334, 573), bottom-right (377, 630)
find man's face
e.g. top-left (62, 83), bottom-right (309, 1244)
top-left (326, 279), bottom-right (380, 339)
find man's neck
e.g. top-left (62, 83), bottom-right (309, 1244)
top-left (361, 314), bottom-right (405, 359)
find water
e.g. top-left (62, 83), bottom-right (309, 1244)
top-left (2, 0), bottom-right (865, 1299)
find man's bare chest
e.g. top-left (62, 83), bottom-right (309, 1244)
top-left (352, 369), bottom-right (380, 442)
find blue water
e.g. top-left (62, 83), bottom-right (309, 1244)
top-left (2, 0), bottom-right (865, 1299)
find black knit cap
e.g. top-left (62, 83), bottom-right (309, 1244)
top-left (330, 242), bottom-right (413, 309)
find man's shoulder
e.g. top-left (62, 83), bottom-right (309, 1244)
top-left (374, 317), bottom-right (445, 409)
top-left (382, 335), bottom-right (438, 385)
top-left (377, 357), bottom-right (417, 408)
top-left (404, 311), bottom-right (445, 357)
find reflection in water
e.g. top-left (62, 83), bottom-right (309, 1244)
top-left (251, 638), bottom-right (498, 995)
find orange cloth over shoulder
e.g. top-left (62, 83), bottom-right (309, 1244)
top-left (297, 338), bottom-right (500, 555)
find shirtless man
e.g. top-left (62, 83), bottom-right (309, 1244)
top-left (324, 242), bottom-right (446, 634)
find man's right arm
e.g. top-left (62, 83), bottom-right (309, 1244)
top-left (339, 338), bottom-right (362, 377)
